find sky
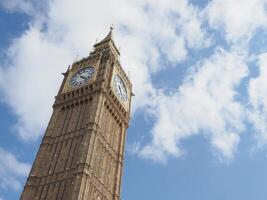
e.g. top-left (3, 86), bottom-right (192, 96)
top-left (1, 0), bottom-right (267, 199)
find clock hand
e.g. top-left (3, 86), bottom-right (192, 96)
top-left (80, 75), bottom-right (88, 80)
top-left (118, 85), bottom-right (122, 93)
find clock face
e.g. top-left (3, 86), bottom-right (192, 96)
top-left (113, 74), bottom-right (127, 101)
top-left (69, 66), bottom-right (95, 87)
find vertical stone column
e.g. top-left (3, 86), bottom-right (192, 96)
top-left (114, 123), bottom-right (126, 199)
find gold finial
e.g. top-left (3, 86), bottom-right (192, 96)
top-left (102, 25), bottom-right (114, 40)
top-left (110, 24), bottom-right (114, 31)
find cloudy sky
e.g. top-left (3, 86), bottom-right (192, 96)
top-left (1, 0), bottom-right (267, 199)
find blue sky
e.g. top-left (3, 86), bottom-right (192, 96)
top-left (1, 0), bottom-right (267, 200)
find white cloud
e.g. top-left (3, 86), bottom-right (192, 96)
top-left (3, 0), bottom-right (267, 164)
top-left (0, 0), bottom-right (48, 21)
top-left (248, 53), bottom-right (267, 146)
top-left (0, 28), bottom-right (73, 140)
top-left (205, 0), bottom-right (267, 43)
top-left (126, 141), bottom-right (141, 156)
top-left (0, 0), bottom-right (33, 14)
top-left (139, 49), bottom-right (248, 163)
top-left (0, 0), bottom-right (209, 141)
top-left (0, 147), bottom-right (31, 191)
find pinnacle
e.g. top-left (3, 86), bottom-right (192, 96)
top-left (93, 26), bottom-right (120, 55)
top-left (102, 26), bottom-right (114, 41)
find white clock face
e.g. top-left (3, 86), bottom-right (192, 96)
top-left (69, 66), bottom-right (95, 87)
top-left (113, 74), bottom-right (127, 101)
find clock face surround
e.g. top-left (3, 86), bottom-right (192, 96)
top-left (113, 74), bottom-right (127, 101)
top-left (69, 66), bottom-right (95, 87)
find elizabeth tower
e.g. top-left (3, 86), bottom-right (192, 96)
top-left (20, 28), bottom-right (132, 200)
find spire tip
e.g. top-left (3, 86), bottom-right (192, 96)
top-left (110, 24), bottom-right (114, 31)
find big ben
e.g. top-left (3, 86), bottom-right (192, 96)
top-left (20, 28), bottom-right (132, 200)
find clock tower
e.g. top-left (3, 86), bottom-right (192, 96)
top-left (20, 28), bottom-right (132, 200)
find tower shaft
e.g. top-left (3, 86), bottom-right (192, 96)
top-left (20, 29), bottom-right (132, 200)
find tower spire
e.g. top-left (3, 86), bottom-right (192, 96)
top-left (99, 26), bottom-right (114, 43)
top-left (104, 25), bottom-right (113, 40)
top-left (93, 26), bottom-right (120, 56)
